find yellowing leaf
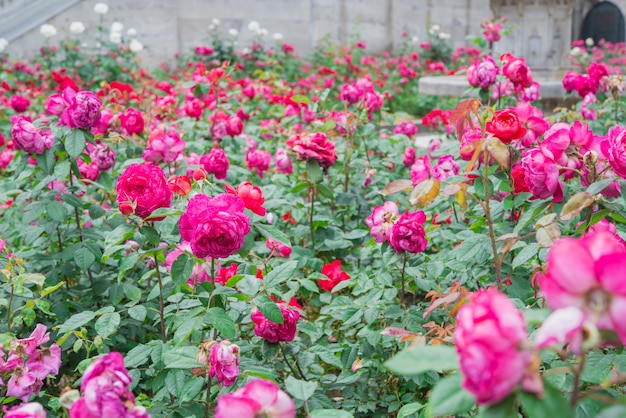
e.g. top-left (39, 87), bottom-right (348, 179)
top-left (409, 178), bottom-right (440, 207)
top-left (486, 137), bottom-right (510, 169)
top-left (560, 192), bottom-right (594, 221)
top-left (380, 179), bottom-right (413, 196)
top-left (456, 183), bottom-right (468, 210)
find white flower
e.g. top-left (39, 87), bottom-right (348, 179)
top-left (212, 18), bottom-right (220, 26)
top-left (570, 46), bottom-right (582, 56)
top-left (109, 31), bottom-right (122, 43)
top-left (242, 47), bottom-right (251, 54)
top-left (228, 28), bottom-right (238, 37)
top-left (411, 36), bottom-right (419, 44)
top-left (40, 24), bottom-right (57, 38)
top-left (127, 28), bottom-right (137, 36)
top-left (429, 24), bottom-right (440, 34)
top-left (81, 42), bottom-right (89, 48)
top-left (94, 3), bottom-right (108, 15)
top-left (272, 33), bottom-right (283, 40)
top-left (585, 37), bottom-right (594, 47)
top-left (111, 22), bottom-right (124, 33)
top-left (207, 24), bottom-right (216, 31)
top-left (266, 212), bottom-right (274, 225)
top-left (0, 38), bottom-right (8, 53)
top-left (248, 20), bottom-right (260, 32)
top-left (438, 32), bottom-right (451, 40)
top-left (129, 39), bottom-right (143, 52)
top-left (69, 21), bottom-right (85, 34)
top-left (257, 28), bottom-right (268, 37)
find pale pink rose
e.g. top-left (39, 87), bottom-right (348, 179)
top-left (410, 155), bottom-right (431, 185)
top-left (142, 129), bottom-right (185, 164)
top-left (535, 307), bottom-right (588, 355)
top-left (5, 402), bottom-right (46, 418)
top-left (274, 148), bottom-right (293, 174)
top-left (266, 238), bottom-right (292, 258)
top-left (366, 201), bottom-right (399, 243)
top-left (215, 379), bottom-right (295, 418)
top-left (455, 288), bottom-right (530, 405)
top-left (537, 232), bottom-right (626, 345)
top-left (6, 370), bottom-right (40, 402)
top-left (521, 82), bottom-right (540, 102)
top-left (430, 154), bottom-right (459, 180)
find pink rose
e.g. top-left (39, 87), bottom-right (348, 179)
top-left (10, 95), bottom-right (30, 113)
top-left (286, 132), bottom-right (337, 170)
top-left (388, 211), bottom-right (428, 253)
top-left (521, 148), bottom-right (563, 202)
top-left (266, 238), bottom-right (292, 258)
top-left (4, 402), bottom-right (46, 418)
top-left (209, 340), bottom-right (240, 386)
top-left (46, 94), bottom-right (67, 116)
top-left (246, 149), bottom-right (272, 178)
top-left (89, 143), bottom-right (116, 171)
top-left (430, 154), bottom-right (459, 180)
top-left (60, 88), bottom-right (102, 130)
top-left (501, 53), bottom-right (533, 89)
top-left (365, 201), bottom-right (399, 243)
top-left (119, 108), bottom-right (145, 136)
top-left (410, 155), bottom-right (431, 185)
top-left (319, 259), bottom-right (351, 292)
top-left (486, 109), bottom-right (527, 143)
top-left (537, 231), bottom-right (626, 344)
top-left (602, 126), bottom-right (626, 179)
top-left (535, 307), bottom-right (588, 355)
top-left (251, 302), bottom-right (300, 343)
top-left (11, 116), bottom-right (50, 154)
top-left (201, 147), bottom-right (230, 180)
top-left (178, 193), bottom-right (251, 259)
top-left (78, 159), bottom-right (100, 182)
top-left (455, 288), bottom-right (531, 405)
top-left (116, 163), bottom-right (173, 219)
top-left (393, 121), bottom-right (418, 138)
top-left (460, 127), bottom-right (482, 161)
top-left (215, 379), bottom-right (295, 418)
top-left (142, 129), bottom-right (185, 164)
top-left (403, 147), bottom-right (416, 167)
top-left (274, 148), bottom-right (293, 174)
top-left (467, 56), bottom-right (499, 90)
top-left (183, 98), bottom-right (203, 120)
top-left (225, 181), bottom-right (266, 216)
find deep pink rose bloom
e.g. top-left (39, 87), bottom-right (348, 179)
top-left (521, 148), bottom-right (563, 202)
top-left (78, 159), bottom-right (100, 182)
top-left (274, 148), bottom-right (293, 174)
top-left (562, 71), bottom-right (578, 92)
top-left (116, 163), bottom-right (173, 219)
top-left (366, 201), bottom-right (399, 243)
top-left (10, 95), bottom-right (30, 113)
top-left (535, 307), bottom-right (587, 355)
top-left (60, 89), bottom-right (102, 130)
top-left (266, 238), bottom-right (292, 258)
top-left (431, 154), bottom-right (459, 181)
top-left (142, 129), bottom-right (185, 164)
top-left (89, 143), bottom-right (116, 171)
top-left (286, 132), bottom-right (337, 170)
top-left (178, 193), bottom-right (251, 259)
top-left (410, 155), bottom-right (431, 185)
top-left (81, 352), bottom-right (132, 391)
top-left (486, 109), bottom-right (527, 143)
top-left (537, 231), bottom-right (626, 344)
top-left (393, 121), bottom-right (418, 138)
top-left (165, 243), bottom-right (211, 287)
top-left (11, 116), bottom-right (49, 154)
top-left (209, 340), bottom-right (240, 386)
top-left (468, 56), bottom-right (499, 89)
top-left (215, 379), bottom-right (295, 418)
top-left (119, 108), bottom-right (145, 136)
top-left (388, 211), bottom-right (428, 253)
top-left (15, 324), bottom-right (50, 356)
top-left (6, 370), bottom-right (40, 402)
top-left (483, 22), bottom-right (502, 42)
top-left (251, 302), bottom-right (300, 343)
top-left (201, 147), bottom-right (230, 180)
top-left (460, 127), bottom-right (482, 161)
top-left (521, 81), bottom-right (540, 102)
top-left (501, 53), bottom-right (533, 89)
top-left (246, 149), bottom-right (272, 178)
top-left (340, 83), bottom-right (363, 104)
top-left (403, 147), bottom-right (416, 167)
top-left (455, 288), bottom-right (530, 405)
top-left (602, 126), bottom-right (626, 179)
top-left (4, 402), bottom-right (46, 418)
top-left (46, 94), bottom-right (66, 116)
top-left (183, 98), bottom-right (203, 120)
top-left (225, 181), bottom-right (266, 216)
top-left (226, 115), bottom-right (243, 136)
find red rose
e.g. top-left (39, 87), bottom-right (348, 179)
top-left (116, 163), bottom-right (172, 219)
top-left (167, 175), bottom-right (192, 196)
top-left (225, 181), bottom-right (266, 216)
top-left (119, 107), bottom-right (145, 136)
top-left (319, 260), bottom-right (350, 292)
top-left (486, 109), bottom-right (527, 143)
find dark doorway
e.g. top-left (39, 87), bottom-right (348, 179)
top-left (582, 1), bottom-right (625, 44)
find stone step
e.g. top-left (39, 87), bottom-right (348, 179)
top-left (0, 0), bottom-right (81, 41)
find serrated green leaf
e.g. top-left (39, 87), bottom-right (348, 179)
top-left (384, 345), bottom-right (459, 376)
top-left (46, 201), bottom-right (68, 222)
top-left (74, 247), bottom-right (96, 270)
top-left (397, 402), bottom-right (424, 418)
top-left (255, 294), bottom-right (284, 324)
top-left (285, 375), bottom-right (318, 401)
top-left (205, 307), bottom-right (236, 339)
top-left (163, 346), bottom-right (203, 369)
top-left (428, 373), bottom-right (475, 416)
top-left (95, 312), bottom-right (120, 339)
top-left (57, 311), bottom-right (96, 334)
top-left (128, 305), bottom-right (147, 322)
top-left (264, 260), bottom-right (299, 289)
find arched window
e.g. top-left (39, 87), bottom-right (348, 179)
top-left (582, 1), bottom-right (625, 44)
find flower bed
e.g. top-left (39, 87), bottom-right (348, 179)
top-left (0, 8), bottom-right (626, 418)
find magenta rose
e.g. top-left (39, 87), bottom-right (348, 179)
top-left (251, 302), bottom-right (300, 343)
top-left (116, 163), bottom-right (173, 219)
top-left (388, 211), bottom-right (428, 253)
top-left (410, 155), bottom-right (431, 185)
top-left (455, 288), bottom-right (530, 405)
top-left (274, 148), bottom-right (293, 174)
top-left (602, 126), bottom-right (626, 179)
top-left (215, 379), bottom-right (295, 418)
top-left (201, 147), bottom-right (230, 180)
top-left (209, 340), bottom-right (240, 386)
top-left (4, 402), bottom-right (46, 418)
top-left (89, 143), bottom-right (116, 171)
top-left (502, 54), bottom-right (533, 89)
top-left (468, 56), bottom-right (499, 89)
top-left (60, 89), bottom-right (102, 130)
top-left (521, 148), bottom-right (563, 202)
top-left (366, 201), bottom-right (399, 243)
top-left (119, 107), bottom-right (145, 136)
top-left (10, 95), bottom-right (30, 113)
top-left (286, 132), bottom-right (337, 170)
top-left (11, 116), bottom-right (50, 154)
top-left (430, 154), bottom-right (459, 181)
top-left (178, 193), bottom-right (251, 259)
top-left (46, 93), bottom-right (67, 116)
top-left (142, 129), bottom-right (186, 164)
top-left (246, 148), bottom-right (272, 178)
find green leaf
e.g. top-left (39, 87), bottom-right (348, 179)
top-left (255, 223), bottom-right (291, 246)
top-left (117, 252), bottom-right (139, 283)
top-left (307, 159), bottom-right (322, 183)
top-left (264, 260), bottom-right (299, 289)
top-left (291, 94), bottom-right (310, 104)
top-left (95, 312), bottom-right (121, 339)
top-left (171, 253), bottom-right (193, 286)
top-left (57, 311), bottom-right (96, 334)
top-left (428, 373), bottom-right (475, 416)
top-left (174, 316), bottom-right (202, 346)
top-left (125, 344), bottom-right (153, 368)
top-left (384, 345), bottom-right (459, 376)
top-left (163, 346), bottom-right (203, 369)
top-left (139, 226), bottom-right (161, 245)
top-left (165, 369), bottom-right (186, 397)
top-left (74, 247), bottom-right (96, 270)
top-left (586, 179), bottom-right (614, 196)
top-left (205, 307), bottom-right (236, 339)
top-left (520, 380), bottom-right (573, 418)
top-left (310, 410), bottom-right (353, 418)
top-left (511, 244), bottom-right (540, 270)
top-left (128, 305), bottom-right (147, 322)
top-left (595, 405), bottom-right (626, 418)
top-left (61, 193), bottom-right (84, 209)
top-left (397, 402), bottom-right (424, 418)
top-left (285, 375), bottom-right (318, 401)
top-left (255, 294), bottom-right (284, 325)
top-left (54, 158), bottom-right (71, 180)
top-left (46, 201), bottom-right (68, 222)
top-left (480, 394), bottom-right (518, 418)
top-left (65, 129), bottom-right (86, 158)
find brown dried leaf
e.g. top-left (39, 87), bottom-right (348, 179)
top-left (560, 192), bottom-right (594, 221)
top-left (409, 178), bottom-right (440, 207)
top-left (486, 137), bottom-right (510, 169)
top-left (536, 223), bottom-right (561, 248)
top-left (450, 99), bottom-right (481, 141)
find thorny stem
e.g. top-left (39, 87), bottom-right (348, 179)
top-left (570, 351), bottom-right (587, 408)
top-left (280, 343), bottom-right (307, 381)
top-left (400, 253), bottom-right (408, 308)
top-left (205, 258), bottom-right (217, 418)
top-left (69, 174), bottom-right (95, 290)
top-left (7, 283), bottom-right (14, 333)
top-left (482, 148), bottom-right (503, 289)
top-left (153, 254), bottom-right (167, 343)
top-left (205, 373), bottom-right (212, 418)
